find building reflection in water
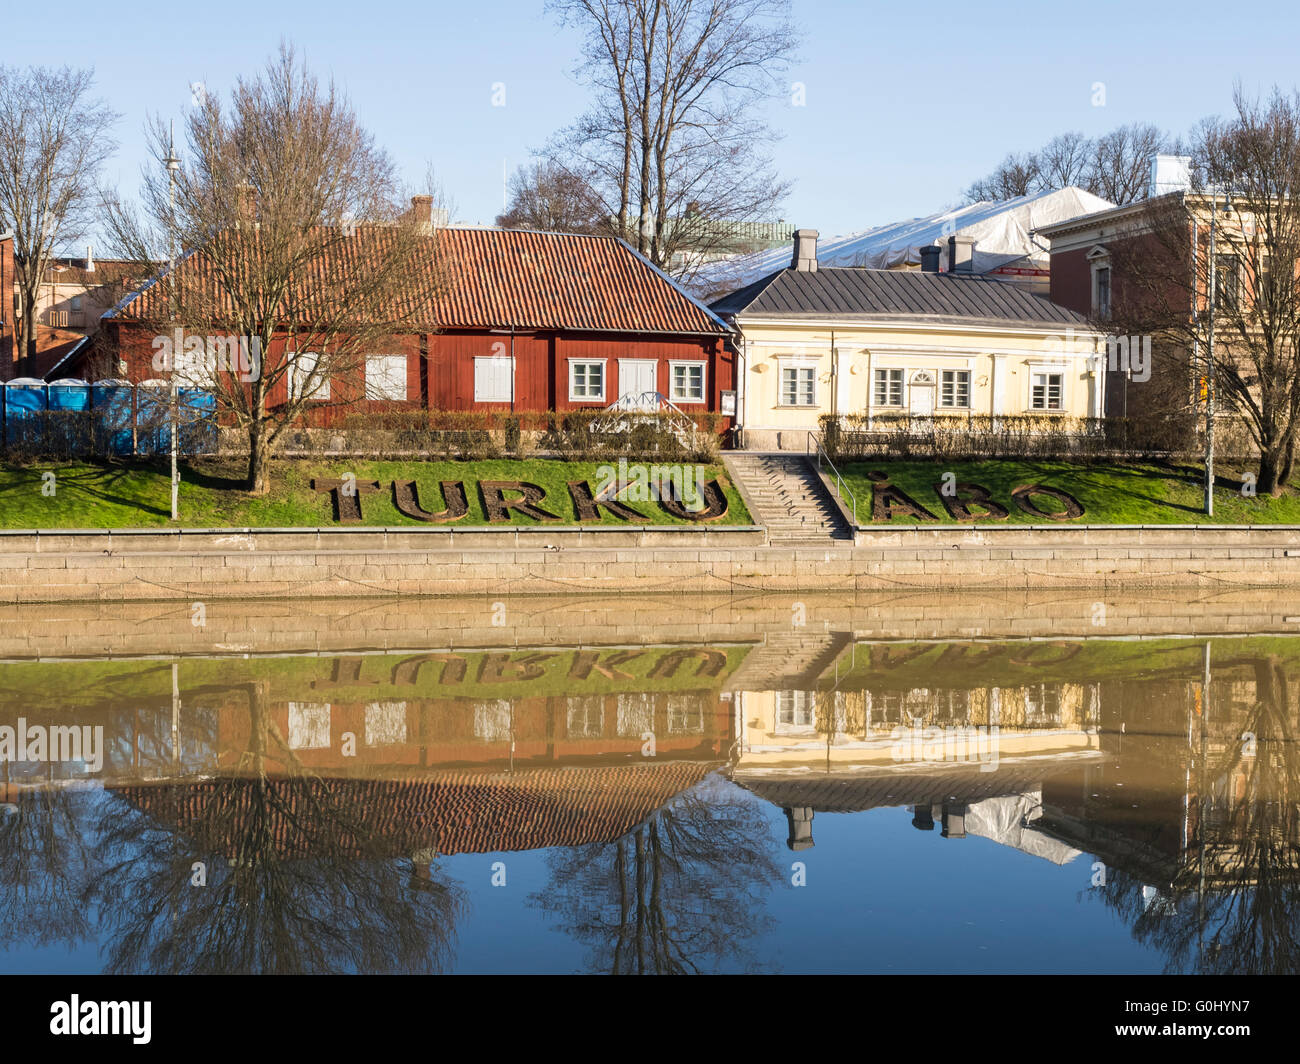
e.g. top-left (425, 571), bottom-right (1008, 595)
top-left (0, 627), bottom-right (1298, 972)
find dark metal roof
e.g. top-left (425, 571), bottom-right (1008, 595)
top-left (710, 267), bottom-right (1089, 328)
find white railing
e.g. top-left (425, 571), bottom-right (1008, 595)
top-left (591, 390), bottom-right (699, 447)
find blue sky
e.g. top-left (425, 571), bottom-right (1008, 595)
top-left (9, 0), bottom-right (1300, 241)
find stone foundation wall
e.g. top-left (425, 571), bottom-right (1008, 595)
top-left (1, 588), bottom-right (1295, 660)
top-left (2, 525), bottom-right (1300, 603)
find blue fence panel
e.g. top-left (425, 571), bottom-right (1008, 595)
top-left (178, 388), bottom-right (218, 455)
top-left (134, 381), bottom-right (171, 457)
top-left (92, 380), bottom-right (134, 457)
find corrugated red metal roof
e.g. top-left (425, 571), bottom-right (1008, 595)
top-left (108, 226), bottom-right (729, 338)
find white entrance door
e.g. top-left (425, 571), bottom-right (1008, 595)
top-left (909, 371), bottom-right (935, 428)
top-left (619, 359), bottom-right (658, 408)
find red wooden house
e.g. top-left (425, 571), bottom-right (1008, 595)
top-left (76, 206), bottom-right (737, 431)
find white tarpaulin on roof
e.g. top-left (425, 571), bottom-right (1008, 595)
top-left (694, 186), bottom-right (1114, 295)
top-left (964, 792), bottom-right (1083, 866)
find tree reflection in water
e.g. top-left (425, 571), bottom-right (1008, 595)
top-left (531, 775), bottom-right (782, 974)
top-left (87, 682), bottom-right (467, 974)
top-left (1094, 655), bottom-right (1300, 974)
top-left (0, 787), bottom-right (95, 953)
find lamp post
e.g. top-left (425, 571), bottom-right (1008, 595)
top-left (1201, 188), bottom-right (1236, 517)
top-left (1205, 197), bottom-right (1217, 517)
top-left (165, 124), bottom-right (180, 522)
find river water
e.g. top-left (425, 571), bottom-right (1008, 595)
top-left (0, 591), bottom-right (1295, 974)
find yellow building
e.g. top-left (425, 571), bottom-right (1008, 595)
top-left (710, 231), bottom-right (1105, 450)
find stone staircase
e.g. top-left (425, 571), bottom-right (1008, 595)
top-left (726, 630), bottom-right (854, 692)
top-left (724, 452), bottom-right (853, 545)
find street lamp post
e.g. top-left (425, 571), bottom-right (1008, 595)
top-left (1206, 198), bottom-right (1216, 517)
top-left (166, 125), bottom-right (180, 522)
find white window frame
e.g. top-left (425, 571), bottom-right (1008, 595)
top-left (939, 368), bottom-right (970, 409)
top-left (1029, 366), bottom-right (1067, 412)
top-left (568, 359), bottom-right (606, 402)
top-left (873, 367), bottom-right (904, 407)
top-left (289, 350), bottom-right (330, 401)
top-left (473, 355), bottom-right (515, 403)
top-left (778, 360), bottom-right (818, 407)
top-left (364, 354), bottom-right (407, 401)
top-left (668, 360), bottom-right (707, 403)
top-left (1088, 246), bottom-right (1112, 321)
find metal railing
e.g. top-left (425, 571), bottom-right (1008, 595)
top-left (807, 430), bottom-right (857, 525)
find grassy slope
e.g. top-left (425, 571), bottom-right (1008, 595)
top-left (837, 459), bottom-right (1300, 525)
top-left (0, 458), bottom-right (751, 529)
top-left (0, 645), bottom-right (754, 711)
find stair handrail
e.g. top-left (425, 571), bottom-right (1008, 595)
top-left (807, 430), bottom-right (857, 526)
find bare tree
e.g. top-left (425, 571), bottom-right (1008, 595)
top-left (1091, 122), bottom-right (1173, 205)
top-left (962, 123), bottom-right (1178, 206)
top-left (1038, 131), bottom-right (1093, 190)
top-left (0, 66), bottom-right (118, 377)
top-left (547, 0), bottom-right (798, 279)
top-left (962, 151), bottom-right (1040, 202)
top-left (103, 45), bottom-right (445, 494)
top-left (496, 159), bottom-right (606, 233)
top-left (1109, 88), bottom-right (1300, 494)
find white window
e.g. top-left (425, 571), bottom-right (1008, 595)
top-left (569, 360), bottom-right (605, 401)
top-left (873, 368), bottom-right (904, 406)
top-left (781, 365), bottom-right (816, 406)
top-left (364, 701), bottom-right (407, 746)
top-left (940, 369), bottom-right (970, 408)
top-left (774, 690), bottom-right (817, 734)
top-left (473, 700), bottom-right (513, 742)
top-left (289, 350), bottom-right (329, 400)
top-left (1031, 371), bottom-right (1064, 411)
top-left (288, 702), bottom-right (331, 750)
top-left (71, 296), bottom-right (82, 311)
top-left (474, 356), bottom-right (515, 402)
top-left (566, 696), bottom-right (604, 738)
top-left (365, 354), bottom-right (407, 401)
top-left (616, 693), bottom-right (654, 737)
top-left (670, 361), bottom-right (706, 402)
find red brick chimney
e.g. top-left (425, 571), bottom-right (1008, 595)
top-left (235, 183), bottom-right (258, 228)
top-left (410, 195), bottom-right (433, 225)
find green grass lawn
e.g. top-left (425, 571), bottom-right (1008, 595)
top-left (0, 457), bottom-right (751, 529)
top-left (836, 459), bottom-right (1300, 525)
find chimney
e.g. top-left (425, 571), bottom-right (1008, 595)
top-left (409, 194), bottom-right (437, 235)
top-left (948, 234), bottom-right (976, 273)
top-left (235, 183), bottom-right (257, 228)
top-left (1149, 154), bottom-right (1192, 198)
top-left (919, 244), bottom-right (941, 274)
top-left (791, 228), bottom-right (818, 272)
top-left (85, 245), bottom-right (94, 272)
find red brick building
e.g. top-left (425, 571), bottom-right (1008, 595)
top-left (73, 213), bottom-right (737, 430)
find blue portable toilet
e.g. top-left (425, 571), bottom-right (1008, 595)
top-left (4, 378), bottom-right (48, 451)
top-left (178, 388), bottom-right (218, 455)
top-left (47, 379), bottom-right (91, 457)
top-left (91, 379), bottom-right (134, 456)
top-left (135, 379), bottom-right (171, 456)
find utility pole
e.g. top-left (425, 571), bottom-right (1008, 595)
top-left (166, 123), bottom-right (180, 522)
